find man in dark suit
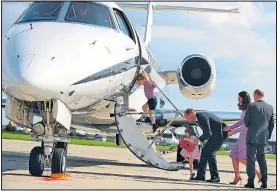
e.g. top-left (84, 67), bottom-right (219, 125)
top-left (184, 108), bottom-right (228, 183)
top-left (243, 89), bottom-right (274, 189)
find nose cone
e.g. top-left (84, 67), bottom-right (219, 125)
top-left (2, 22), bottom-right (133, 102)
top-left (5, 22), bottom-right (119, 84)
top-left (2, 46), bottom-right (34, 82)
top-left (2, 54), bottom-right (56, 100)
top-left (27, 55), bottom-right (63, 90)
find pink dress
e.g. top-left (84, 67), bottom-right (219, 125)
top-left (180, 136), bottom-right (200, 160)
top-left (229, 110), bottom-right (247, 160)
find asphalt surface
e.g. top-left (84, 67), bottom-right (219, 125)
top-left (2, 139), bottom-right (276, 189)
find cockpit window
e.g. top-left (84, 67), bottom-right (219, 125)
top-left (114, 11), bottom-right (131, 37)
top-left (64, 2), bottom-right (114, 29)
top-left (113, 9), bottom-right (136, 43)
top-left (16, 2), bottom-right (63, 23)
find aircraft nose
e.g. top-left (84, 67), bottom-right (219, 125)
top-left (8, 54), bottom-right (62, 96)
top-left (26, 54), bottom-right (67, 92)
top-left (2, 54), bottom-right (54, 100)
top-left (4, 54), bottom-right (34, 82)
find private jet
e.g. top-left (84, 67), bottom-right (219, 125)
top-left (2, 2), bottom-right (241, 176)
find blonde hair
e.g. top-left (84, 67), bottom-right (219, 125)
top-left (137, 72), bottom-right (148, 80)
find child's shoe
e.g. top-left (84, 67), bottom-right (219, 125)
top-left (145, 117), bottom-right (152, 123)
top-left (152, 124), bottom-right (158, 133)
top-left (190, 172), bottom-right (195, 180)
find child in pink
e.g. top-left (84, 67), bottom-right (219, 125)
top-left (180, 128), bottom-right (200, 179)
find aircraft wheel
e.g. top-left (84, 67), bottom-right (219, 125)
top-left (29, 146), bottom-right (45, 176)
top-left (51, 148), bottom-right (67, 174)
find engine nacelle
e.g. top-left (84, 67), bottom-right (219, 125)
top-left (177, 54), bottom-right (216, 99)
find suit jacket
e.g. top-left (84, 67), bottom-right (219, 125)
top-left (244, 100), bottom-right (274, 145)
top-left (196, 112), bottom-right (227, 143)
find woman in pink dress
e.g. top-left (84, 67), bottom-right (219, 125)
top-left (223, 91), bottom-right (261, 185)
top-left (180, 128), bottom-right (200, 180)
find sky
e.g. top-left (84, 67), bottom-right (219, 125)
top-left (1, 2), bottom-right (276, 112)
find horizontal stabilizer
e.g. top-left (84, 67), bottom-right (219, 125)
top-left (118, 3), bottom-right (240, 14)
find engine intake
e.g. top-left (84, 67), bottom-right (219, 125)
top-left (177, 54), bottom-right (215, 99)
top-left (180, 56), bottom-right (211, 87)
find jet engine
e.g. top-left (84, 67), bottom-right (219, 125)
top-left (177, 54), bottom-right (216, 99)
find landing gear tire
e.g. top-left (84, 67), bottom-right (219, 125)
top-left (29, 146), bottom-right (45, 177)
top-left (51, 148), bottom-right (67, 174)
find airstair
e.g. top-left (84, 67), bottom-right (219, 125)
top-left (113, 66), bottom-right (201, 171)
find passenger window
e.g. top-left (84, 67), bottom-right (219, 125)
top-left (16, 2), bottom-right (63, 23)
top-left (114, 10), bottom-right (135, 43)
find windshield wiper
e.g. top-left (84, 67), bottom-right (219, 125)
top-left (49, 3), bottom-right (62, 17)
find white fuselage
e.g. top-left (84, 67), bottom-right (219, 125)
top-left (2, 2), bottom-right (165, 123)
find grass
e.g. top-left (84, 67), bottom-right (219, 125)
top-left (2, 131), bottom-right (31, 141)
top-left (2, 131), bottom-right (276, 160)
top-left (1, 131), bottom-right (172, 150)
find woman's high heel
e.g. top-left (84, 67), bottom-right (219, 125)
top-left (229, 176), bottom-right (242, 185)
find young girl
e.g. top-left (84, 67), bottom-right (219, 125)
top-left (180, 128), bottom-right (200, 180)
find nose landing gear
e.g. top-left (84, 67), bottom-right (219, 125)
top-left (29, 127), bottom-right (69, 177)
top-left (27, 100), bottom-right (71, 177)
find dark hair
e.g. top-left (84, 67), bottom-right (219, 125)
top-left (185, 128), bottom-right (194, 136)
top-left (254, 89), bottom-right (264, 97)
top-left (238, 91), bottom-right (251, 110)
top-left (184, 108), bottom-right (195, 115)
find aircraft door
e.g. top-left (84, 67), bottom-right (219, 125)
top-left (113, 9), bottom-right (138, 57)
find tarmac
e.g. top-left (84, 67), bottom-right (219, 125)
top-left (2, 139), bottom-right (276, 189)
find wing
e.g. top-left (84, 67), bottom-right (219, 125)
top-left (156, 109), bottom-right (258, 126)
top-left (158, 71), bottom-right (178, 85)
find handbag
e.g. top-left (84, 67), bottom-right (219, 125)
top-left (179, 139), bottom-right (196, 153)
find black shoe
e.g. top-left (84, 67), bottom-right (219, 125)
top-left (145, 117), bottom-right (152, 123)
top-left (136, 118), bottom-right (143, 123)
top-left (260, 182), bottom-right (267, 189)
top-left (152, 124), bottom-right (158, 133)
top-left (206, 178), bottom-right (220, 183)
top-left (191, 176), bottom-right (205, 181)
top-left (189, 172), bottom-right (196, 180)
top-left (244, 182), bottom-right (255, 188)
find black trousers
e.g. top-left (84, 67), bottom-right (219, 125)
top-left (196, 136), bottom-right (227, 179)
top-left (177, 144), bottom-right (185, 162)
top-left (246, 143), bottom-right (267, 183)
